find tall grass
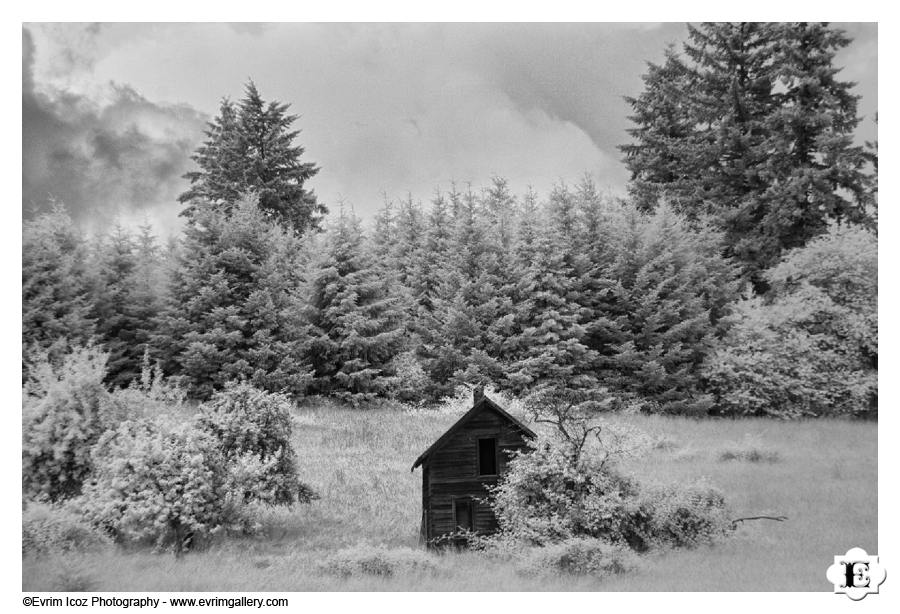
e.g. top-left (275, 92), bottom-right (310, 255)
top-left (23, 402), bottom-right (876, 591)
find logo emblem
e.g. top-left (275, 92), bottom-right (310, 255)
top-left (826, 547), bottom-right (886, 600)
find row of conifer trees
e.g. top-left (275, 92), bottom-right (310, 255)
top-left (22, 172), bottom-right (876, 416)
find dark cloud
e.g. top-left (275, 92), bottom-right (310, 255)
top-left (22, 23), bottom-right (877, 228)
top-left (22, 27), bottom-right (208, 232)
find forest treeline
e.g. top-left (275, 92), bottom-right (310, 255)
top-left (22, 23), bottom-right (878, 418)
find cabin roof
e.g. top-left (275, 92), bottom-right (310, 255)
top-left (411, 395), bottom-right (536, 471)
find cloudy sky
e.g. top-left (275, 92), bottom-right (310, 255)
top-left (22, 22), bottom-right (877, 235)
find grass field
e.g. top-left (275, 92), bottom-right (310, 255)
top-left (22, 399), bottom-right (877, 591)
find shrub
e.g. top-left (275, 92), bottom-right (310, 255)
top-left (22, 502), bottom-right (111, 556)
top-left (197, 383), bottom-right (316, 505)
top-left (705, 224), bottom-right (876, 418)
top-left (490, 435), bottom-right (644, 546)
top-left (318, 544), bottom-right (438, 578)
top-left (384, 351), bottom-right (431, 404)
top-left (516, 538), bottom-right (639, 578)
top-left (22, 346), bottom-right (117, 501)
top-left (492, 434), bottom-right (731, 552)
top-left (630, 482), bottom-right (732, 549)
top-left (99, 358), bottom-right (189, 423)
top-left (80, 417), bottom-right (245, 555)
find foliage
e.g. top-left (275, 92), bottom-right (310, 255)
top-left (705, 223), bottom-right (877, 417)
top-left (89, 224), bottom-right (165, 389)
top-left (598, 203), bottom-right (741, 414)
top-left (516, 538), bottom-right (639, 578)
top-left (23, 501), bottom-right (112, 556)
top-left (622, 23), bottom-right (875, 283)
top-left (384, 351), bottom-right (432, 404)
top-left (491, 424), bottom-right (730, 551)
top-left (506, 199), bottom-right (597, 394)
top-left (302, 209), bottom-right (407, 403)
top-left (79, 417), bottom-right (245, 555)
top-left (197, 383), bottom-right (316, 505)
top-left (318, 544), bottom-right (438, 578)
top-left (490, 434), bottom-right (644, 547)
top-left (157, 196), bottom-right (313, 399)
top-left (22, 345), bottom-right (119, 502)
top-left (22, 203), bottom-right (95, 377)
top-left (179, 81), bottom-right (326, 236)
top-left (630, 481), bottom-right (732, 549)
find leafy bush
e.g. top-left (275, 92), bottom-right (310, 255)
top-left (630, 482), bottom-right (732, 549)
top-left (23, 346), bottom-right (118, 501)
top-left (79, 417), bottom-right (244, 555)
top-left (197, 383), bottom-right (316, 505)
top-left (491, 434), bottom-right (731, 552)
top-left (22, 502), bottom-right (111, 556)
top-left (491, 435), bottom-right (644, 547)
top-left (384, 351), bottom-right (431, 404)
top-left (516, 538), bottom-right (639, 577)
top-left (705, 224), bottom-right (876, 418)
top-left (318, 544), bottom-right (438, 578)
top-left (99, 355), bottom-right (189, 422)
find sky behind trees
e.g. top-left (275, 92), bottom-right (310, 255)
top-left (22, 22), bottom-right (877, 235)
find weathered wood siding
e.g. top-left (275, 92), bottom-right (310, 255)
top-left (423, 407), bottom-right (531, 540)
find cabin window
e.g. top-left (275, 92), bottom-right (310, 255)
top-left (453, 498), bottom-right (474, 531)
top-left (478, 438), bottom-right (498, 475)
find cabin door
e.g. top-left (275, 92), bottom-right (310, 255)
top-left (453, 498), bottom-right (474, 531)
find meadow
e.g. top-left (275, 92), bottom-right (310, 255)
top-left (23, 400), bottom-right (877, 592)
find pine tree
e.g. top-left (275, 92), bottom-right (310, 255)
top-left (507, 205), bottom-right (598, 394)
top-left (622, 22), bottom-right (874, 284)
top-left (179, 81), bottom-right (326, 235)
top-left (393, 194), bottom-right (428, 308)
top-left (423, 186), bottom-right (516, 391)
top-left (157, 197), bottom-right (311, 399)
top-left (302, 209), bottom-right (407, 402)
top-left (604, 204), bottom-right (740, 414)
top-left (22, 203), bottom-right (95, 375)
top-left (90, 225), bottom-right (163, 388)
top-left (419, 190), bottom-right (454, 313)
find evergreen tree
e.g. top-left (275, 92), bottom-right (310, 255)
top-left (513, 187), bottom-right (541, 272)
top-left (507, 206), bottom-right (598, 394)
top-left (418, 190), bottom-right (454, 313)
top-left (393, 194), bottom-right (428, 309)
top-left (22, 204), bottom-right (95, 375)
top-left (90, 225), bottom-right (163, 388)
top-left (302, 209), bottom-right (407, 402)
top-left (157, 197), bottom-right (311, 399)
top-left (604, 204), bottom-right (740, 414)
top-left (623, 22), bottom-right (874, 284)
top-left (179, 81), bottom-right (326, 235)
top-left (424, 186), bottom-right (515, 390)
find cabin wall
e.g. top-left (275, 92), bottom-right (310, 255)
top-left (425, 408), bottom-right (531, 541)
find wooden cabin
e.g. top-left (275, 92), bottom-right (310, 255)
top-left (411, 389), bottom-right (535, 547)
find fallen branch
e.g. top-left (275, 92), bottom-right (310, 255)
top-left (731, 515), bottom-right (788, 529)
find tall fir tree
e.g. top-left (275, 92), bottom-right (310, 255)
top-left (623, 22), bottom-right (874, 286)
top-left (90, 225), bottom-right (164, 388)
top-left (302, 208), bottom-right (407, 402)
top-left (603, 204), bottom-right (740, 414)
top-left (22, 203), bottom-right (95, 376)
top-left (157, 197), bottom-right (312, 399)
top-left (179, 81), bottom-right (326, 235)
top-left (507, 205), bottom-right (598, 395)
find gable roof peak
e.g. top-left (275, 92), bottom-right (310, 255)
top-left (410, 393), bottom-right (535, 471)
